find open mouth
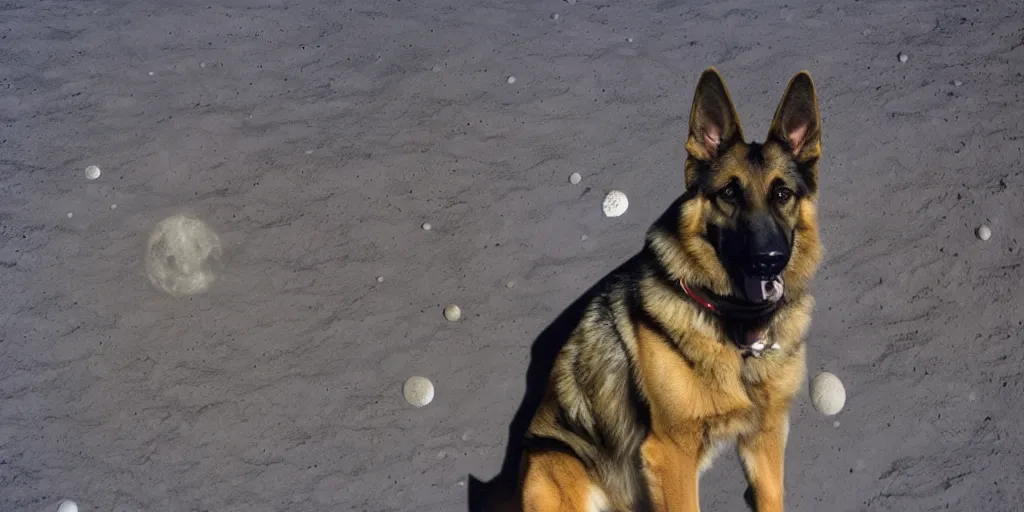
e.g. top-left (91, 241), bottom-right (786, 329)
top-left (742, 273), bottom-right (785, 303)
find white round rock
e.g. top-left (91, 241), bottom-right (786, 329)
top-left (57, 500), bottom-right (79, 512)
top-left (403, 376), bottom-right (435, 407)
top-left (507, 75), bottom-right (517, 84)
top-left (602, 190), bottom-right (629, 217)
top-left (898, 52), bottom-right (909, 63)
top-left (422, 222), bottom-right (432, 231)
top-left (976, 224), bottom-right (991, 241)
top-left (810, 372), bottom-right (846, 416)
top-left (85, 165), bottom-right (101, 180)
top-left (145, 215), bottom-right (223, 297)
top-left (569, 172), bottom-right (582, 185)
top-left (444, 304), bottom-right (462, 322)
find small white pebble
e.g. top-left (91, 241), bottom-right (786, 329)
top-left (110, 204), bottom-right (117, 210)
top-left (403, 376), bottom-right (434, 407)
top-left (66, 212), bottom-right (74, 219)
top-left (626, 37), bottom-right (634, 43)
top-left (898, 52), bottom-right (909, 63)
top-left (432, 65), bottom-right (441, 72)
top-left (84, 165), bottom-right (101, 180)
top-left (581, 234), bottom-right (588, 241)
top-left (505, 280), bottom-right (515, 289)
top-left (976, 224), bottom-right (991, 241)
top-left (551, 13), bottom-right (560, 20)
top-left (421, 222), bottom-right (432, 231)
top-left (304, 149), bottom-right (313, 155)
top-left (443, 304), bottom-right (462, 322)
top-left (953, 80), bottom-right (963, 87)
top-left (57, 500), bottom-right (79, 512)
top-left (507, 75), bottom-right (517, 84)
top-left (602, 190), bottom-right (629, 217)
top-left (569, 172), bottom-right (582, 185)
top-left (148, 71), bottom-right (154, 76)
top-left (833, 420), bottom-right (841, 428)
top-left (200, 61), bottom-right (207, 68)
top-left (810, 372), bottom-right (846, 416)
top-left (376, 276), bottom-right (384, 283)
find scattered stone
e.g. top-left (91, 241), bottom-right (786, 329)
top-left (833, 420), bottom-right (841, 428)
top-left (145, 215), bottom-right (223, 297)
top-left (422, 222), bottom-right (432, 231)
top-left (810, 372), bottom-right (846, 416)
top-left (110, 204), bottom-right (117, 210)
top-left (443, 304), bottom-right (462, 322)
top-left (66, 212), bottom-right (73, 219)
top-left (898, 52), bottom-right (909, 63)
top-left (507, 75), bottom-right (517, 84)
top-left (581, 234), bottom-right (588, 241)
top-left (569, 172), bottom-right (582, 185)
top-left (403, 376), bottom-right (434, 407)
top-left (976, 224), bottom-right (991, 241)
top-left (376, 276), bottom-right (385, 283)
top-left (148, 71), bottom-right (154, 76)
top-left (432, 65), bottom-right (441, 72)
top-left (602, 190), bottom-right (629, 217)
top-left (626, 37), bottom-right (634, 43)
top-left (304, 149), bottom-right (314, 155)
top-left (505, 280), bottom-right (515, 289)
top-left (551, 13), bottom-right (560, 20)
top-left (57, 500), bottom-right (79, 512)
top-left (953, 80), bottom-right (963, 87)
top-left (200, 61), bottom-right (207, 69)
top-left (85, 165), bottom-right (101, 180)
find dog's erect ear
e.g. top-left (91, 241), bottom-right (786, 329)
top-left (768, 71), bottom-right (821, 164)
top-left (685, 67), bottom-right (744, 161)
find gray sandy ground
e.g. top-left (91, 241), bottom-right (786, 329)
top-left (1, 0), bottom-right (1022, 510)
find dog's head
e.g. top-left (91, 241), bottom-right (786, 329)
top-left (671, 68), bottom-right (824, 303)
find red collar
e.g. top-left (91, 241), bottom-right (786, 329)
top-left (679, 279), bottom-right (778, 356)
top-left (680, 280), bottom-right (717, 313)
top-left (677, 279), bottom-right (783, 321)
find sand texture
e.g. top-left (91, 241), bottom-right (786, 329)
top-left (1, 0), bottom-right (1022, 510)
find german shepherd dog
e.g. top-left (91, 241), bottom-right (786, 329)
top-left (518, 68), bottom-right (824, 512)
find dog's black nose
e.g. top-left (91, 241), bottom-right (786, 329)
top-left (751, 250), bottom-right (788, 276)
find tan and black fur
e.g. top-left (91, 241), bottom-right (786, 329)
top-left (518, 68), bottom-right (825, 512)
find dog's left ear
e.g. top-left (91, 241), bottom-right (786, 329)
top-left (768, 71), bottom-right (821, 164)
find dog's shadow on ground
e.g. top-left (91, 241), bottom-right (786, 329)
top-left (466, 256), bottom-right (758, 512)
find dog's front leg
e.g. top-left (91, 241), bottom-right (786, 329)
top-left (642, 434), bottom-right (702, 512)
top-left (737, 408), bottom-right (790, 512)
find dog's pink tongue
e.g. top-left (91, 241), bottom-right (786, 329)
top-left (744, 276), bottom-right (785, 303)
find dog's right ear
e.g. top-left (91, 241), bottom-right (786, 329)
top-left (685, 67), bottom-right (745, 162)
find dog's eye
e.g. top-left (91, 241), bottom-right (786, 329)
top-left (718, 184), bottom-right (739, 202)
top-left (774, 187), bottom-right (794, 203)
